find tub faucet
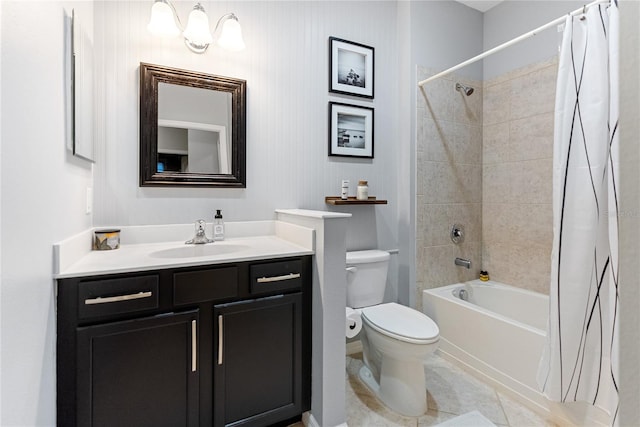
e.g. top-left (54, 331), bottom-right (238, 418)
top-left (186, 219), bottom-right (213, 244)
top-left (454, 257), bottom-right (471, 269)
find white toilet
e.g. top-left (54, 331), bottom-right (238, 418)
top-left (346, 250), bottom-right (439, 417)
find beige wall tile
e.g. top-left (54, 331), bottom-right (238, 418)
top-left (510, 64), bottom-right (557, 120)
top-left (483, 122), bottom-right (509, 165)
top-left (483, 164), bottom-right (511, 204)
top-left (483, 81), bottom-right (511, 125)
top-left (482, 203), bottom-right (512, 244)
top-left (510, 203), bottom-right (553, 247)
top-left (416, 241), bottom-right (427, 284)
top-left (481, 241), bottom-right (512, 283)
top-left (506, 243), bottom-right (552, 294)
top-left (422, 245), bottom-right (456, 289)
top-left (457, 163), bottom-right (483, 204)
top-left (420, 76), bottom-right (454, 122)
top-left (417, 151), bottom-right (427, 196)
top-left (424, 161), bottom-right (455, 204)
top-left (423, 204), bottom-right (454, 247)
top-left (511, 159), bottom-right (552, 204)
top-left (453, 123), bottom-right (482, 165)
top-left (509, 112), bottom-right (554, 162)
top-left (418, 60), bottom-right (557, 297)
top-left (424, 119), bottom-right (455, 162)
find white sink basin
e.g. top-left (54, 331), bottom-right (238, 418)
top-left (150, 244), bottom-right (249, 259)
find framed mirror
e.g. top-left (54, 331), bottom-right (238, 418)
top-left (140, 63), bottom-right (246, 187)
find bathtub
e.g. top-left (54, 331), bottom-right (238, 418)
top-left (423, 280), bottom-right (609, 426)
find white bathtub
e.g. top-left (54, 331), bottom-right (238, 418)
top-left (423, 280), bottom-right (609, 426)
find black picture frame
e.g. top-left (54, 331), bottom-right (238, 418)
top-left (328, 102), bottom-right (374, 159)
top-left (329, 37), bottom-right (374, 99)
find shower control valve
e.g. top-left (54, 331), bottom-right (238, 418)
top-left (450, 224), bottom-right (465, 244)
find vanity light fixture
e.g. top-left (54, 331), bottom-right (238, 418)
top-left (147, 0), bottom-right (245, 54)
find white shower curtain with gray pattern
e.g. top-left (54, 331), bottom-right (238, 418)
top-left (537, 0), bottom-right (619, 422)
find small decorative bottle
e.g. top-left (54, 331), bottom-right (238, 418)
top-left (341, 180), bottom-right (349, 200)
top-left (356, 180), bottom-right (369, 201)
top-left (213, 210), bottom-right (225, 241)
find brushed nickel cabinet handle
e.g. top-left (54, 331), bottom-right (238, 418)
top-left (191, 320), bottom-right (197, 372)
top-left (256, 273), bottom-right (301, 283)
top-left (217, 315), bottom-right (223, 365)
top-left (84, 291), bottom-right (152, 305)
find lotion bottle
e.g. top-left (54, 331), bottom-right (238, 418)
top-left (213, 210), bottom-right (225, 241)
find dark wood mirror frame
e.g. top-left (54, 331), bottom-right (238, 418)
top-left (140, 62), bottom-right (246, 187)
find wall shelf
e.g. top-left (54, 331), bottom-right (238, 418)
top-left (325, 196), bottom-right (388, 205)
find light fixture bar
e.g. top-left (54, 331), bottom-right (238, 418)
top-left (148, 1), bottom-right (246, 54)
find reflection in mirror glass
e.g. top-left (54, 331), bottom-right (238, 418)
top-left (157, 83), bottom-right (232, 175)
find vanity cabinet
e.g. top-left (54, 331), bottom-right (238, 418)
top-left (214, 294), bottom-right (302, 426)
top-left (57, 256), bottom-right (311, 427)
top-left (76, 310), bottom-right (200, 427)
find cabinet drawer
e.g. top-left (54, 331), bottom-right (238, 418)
top-left (250, 259), bottom-right (303, 295)
top-left (78, 275), bottom-right (159, 320)
top-left (174, 266), bottom-right (238, 305)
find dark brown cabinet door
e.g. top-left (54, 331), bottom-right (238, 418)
top-left (213, 294), bottom-right (302, 427)
top-left (76, 310), bottom-right (199, 427)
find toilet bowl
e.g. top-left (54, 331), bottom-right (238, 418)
top-left (346, 250), bottom-right (440, 416)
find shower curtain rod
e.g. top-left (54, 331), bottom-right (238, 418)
top-left (417, 0), bottom-right (611, 88)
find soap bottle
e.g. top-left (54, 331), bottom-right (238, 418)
top-left (213, 210), bottom-right (225, 241)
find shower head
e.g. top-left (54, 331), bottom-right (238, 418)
top-left (455, 82), bottom-right (474, 96)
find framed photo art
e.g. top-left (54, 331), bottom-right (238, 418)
top-left (329, 102), bottom-right (374, 158)
top-left (329, 37), bottom-right (374, 99)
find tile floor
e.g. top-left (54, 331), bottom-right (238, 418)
top-left (293, 352), bottom-right (558, 427)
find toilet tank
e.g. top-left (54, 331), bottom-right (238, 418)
top-left (346, 250), bottom-right (390, 308)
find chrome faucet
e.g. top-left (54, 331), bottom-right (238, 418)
top-left (454, 257), bottom-right (471, 269)
top-left (185, 219), bottom-right (213, 244)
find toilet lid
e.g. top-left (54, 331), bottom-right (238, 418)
top-left (346, 250), bottom-right (390, 264)
top-left (361, 303), bottom-right (439, 344)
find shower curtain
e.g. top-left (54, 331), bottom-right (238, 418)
top-left (537, 0), bottom-right (619, 422)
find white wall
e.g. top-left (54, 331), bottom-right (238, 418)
top-left (483, 0), bottom-right (584, 80)
top-left (93, 0), bottom-right (403, 301)
top-left (411, 1), bottom-right (484, 82)
top-left (0, 1), bottom-right (94, 425)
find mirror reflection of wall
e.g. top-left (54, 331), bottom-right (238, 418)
top-left (157, 123), bottom-right (228, 174)
top-left (157, 83), bottom-right (232, 175)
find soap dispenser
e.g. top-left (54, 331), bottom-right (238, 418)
top-left (213, 210), bottom-right (225, 241)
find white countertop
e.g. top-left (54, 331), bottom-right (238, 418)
top-left (54, 220), bottom-right (315, 279)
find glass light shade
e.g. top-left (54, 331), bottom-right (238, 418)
top-left (147, 1), bottom-right (180, 37)
top-left (183, 6), bottom-right (213, 46)
top-left (216, 17), bottom-right (245, 52)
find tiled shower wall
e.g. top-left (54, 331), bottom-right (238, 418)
top-left (416, 67), bottom-right (483, 307)
top-left (482, 56), bottom-right (558, 295)
top-left (416, 56), bottom-right (558, 301)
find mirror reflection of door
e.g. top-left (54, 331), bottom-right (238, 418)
top-left (157, 83), bottom-right (232, 175)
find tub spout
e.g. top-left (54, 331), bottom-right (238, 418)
top-left (454, 257), bottom-right (471, 269)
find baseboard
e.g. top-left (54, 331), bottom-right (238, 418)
top-left (301, 412), bottom-right (316, 427)
top-left (302, 412), bottom-right (348, 427)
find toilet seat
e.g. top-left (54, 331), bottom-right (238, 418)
top-left (361, 302), bottom-right (439, 345)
